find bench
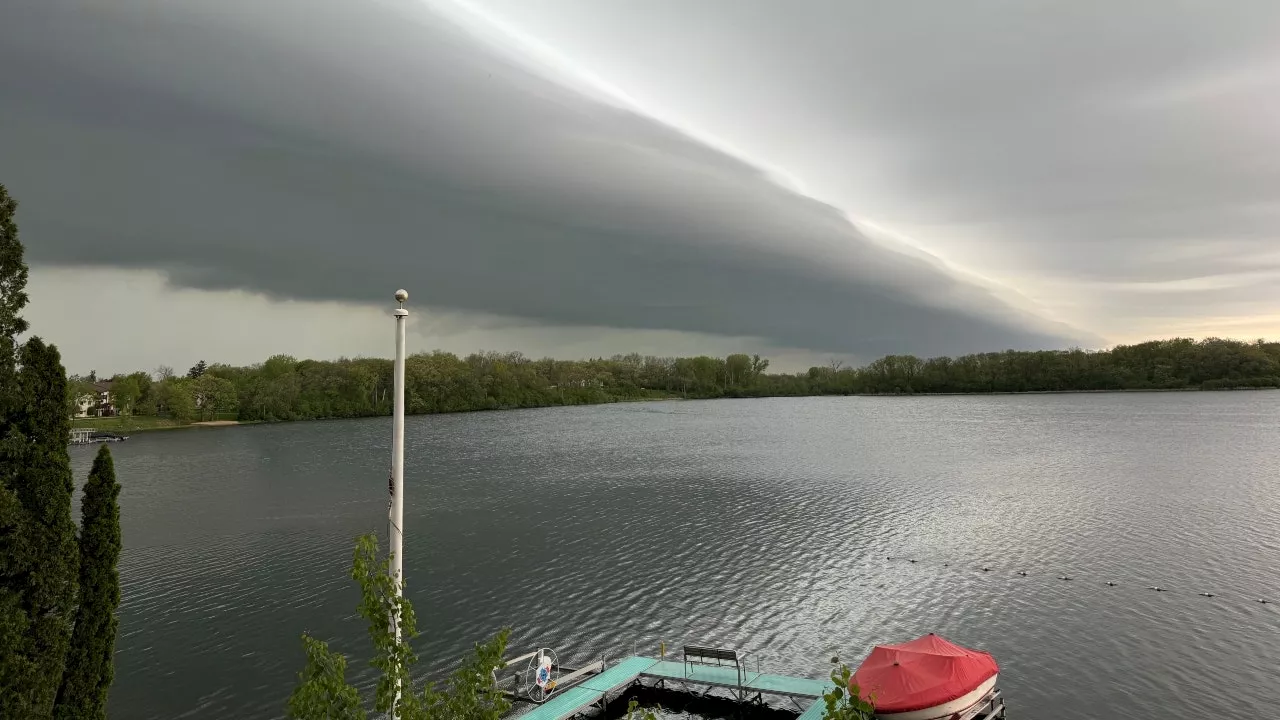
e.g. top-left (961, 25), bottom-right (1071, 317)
top-left (684, 645), bottom-right (740, 669)
top-left (682, 645), bottom-right (752, 695)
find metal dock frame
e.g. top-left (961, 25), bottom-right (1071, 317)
top-left (513, 652), bottom-right (837, 720)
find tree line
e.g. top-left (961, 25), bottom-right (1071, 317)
top-left (2, 183), bottom-right (123, 718)
top-left (78, 337), bottom-right (1279, 426)
top-left (802, 337), bottom-right (1280, 395)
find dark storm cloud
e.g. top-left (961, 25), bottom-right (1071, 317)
top-left (473, 0), bottom-right (1280, 296)
top-left (0, 0), bottom-right (1093, 357)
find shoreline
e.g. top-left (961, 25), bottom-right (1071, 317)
top-left (69, 418), bottom-right (260, 435)
top-left (68, 384), bottom-right (1275, 436)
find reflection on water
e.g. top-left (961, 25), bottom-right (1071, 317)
top-left (76, 393), bottom-right (1280, 720)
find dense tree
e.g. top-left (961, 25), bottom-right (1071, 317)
top-left (54, 445), bottom-right (122, 720)
top-left (0, 182), bottom-right (28, 526)
top-left (0, 338), bottom-right (79, 716)
top-left (65, 376), bottom-right (97, 419)
top-left (1, 184), bottom-right (78, 717)
top-left (4, 184), bottom-right (127, 718)
top-left (0, 182), bottom-right (32, 717)
top-left (186, 360), bottom-right (207, 379)
top-left (108, 375), bottom-right (142, 416)
top-left (122, 371), bottom-right (154, 415)
top-left (0, 184), bottom-right (27, 346)
top-left (192, 375), bottom-right (237, 420)
top-left (155, 378), bottom-right (197, 423)
top-left (80, 337), bottom-right (1280, 428)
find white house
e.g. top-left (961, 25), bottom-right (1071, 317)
top-left (75, 381), bottom-right (115, 418)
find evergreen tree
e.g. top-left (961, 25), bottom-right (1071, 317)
top-left (0, 338), bottom-right (80, 716)
top-left (0, 184), bottom-right (79, 717)
top-left (0, 182), bottom-right (27, 569)
top-left (54, 445), bottom-right (122, 720)
top-left (0, 183), bottom-right (27, 345)
top-left (186, 360), bottom-right (207, 379)
top-left (0, 181), bottom-right (36, 715)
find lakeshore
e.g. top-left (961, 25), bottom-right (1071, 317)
top-left (65, 338), bottom-right (1277, 438)
top-left (69, 383), bottom-right (1276, 436)
top-left (71, 416), bottom-right (250, 434)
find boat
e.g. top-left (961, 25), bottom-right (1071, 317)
top-left (851, 633), bottom-right (1005, 720)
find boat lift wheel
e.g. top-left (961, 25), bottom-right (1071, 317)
top-left (523, 648), bottom-right (560, 703)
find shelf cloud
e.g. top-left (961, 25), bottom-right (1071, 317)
top-left (4, 0), bottom-right (1106, 362)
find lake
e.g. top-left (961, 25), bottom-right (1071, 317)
top-left (74, 393), bottom-right (1280, 720)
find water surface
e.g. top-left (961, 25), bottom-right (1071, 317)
top-left (78, 393), bottom-right (1280, 719)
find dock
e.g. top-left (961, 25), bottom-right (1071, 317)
top-left (506, 644), bottom-right (1007, 720)
top-left (69, 428), bottom-right (128, 445)
top-left (512, 654), bottom-right (834, 720)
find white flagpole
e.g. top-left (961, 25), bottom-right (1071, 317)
top-left (390, 289), bottom-right (408, 718)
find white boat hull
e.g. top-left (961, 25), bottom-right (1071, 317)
top-left (875, 674), bottom-right (999, 720)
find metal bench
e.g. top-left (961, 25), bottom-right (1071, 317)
top-left (682, 645), bottom-right (753, 700)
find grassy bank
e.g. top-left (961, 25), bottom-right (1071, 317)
top-left (71, 413), bottom-right (241, 433)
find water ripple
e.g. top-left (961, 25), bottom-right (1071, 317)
top-left (73, 393), bottom-right (1280, 720)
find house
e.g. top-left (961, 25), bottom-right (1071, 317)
top-left (75, 381), bottom-right (116, 418)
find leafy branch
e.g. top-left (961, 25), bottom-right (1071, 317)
top-left (822, 663), bottom-right (876, 720)
top-left (625, 698), bottom-right (660, 720)
top-left (287, 533), bottom-right (511, 720)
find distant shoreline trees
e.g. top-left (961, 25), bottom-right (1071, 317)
top-left (75, 338), bottom-right (1279, 427)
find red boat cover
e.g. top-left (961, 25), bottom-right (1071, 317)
top-left (850, 634), bottom-right (998, 714)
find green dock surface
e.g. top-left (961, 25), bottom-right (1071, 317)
top-left (641, 659), bottom-right (832, 698)
top-left (518, 686), bottom-right (602, 720)
top-left (794, 701), bottom-right (828, 720)
top-left (515, 656), bottom-right (832, 720)
top-left (579, 656), bottom-right (659, 693)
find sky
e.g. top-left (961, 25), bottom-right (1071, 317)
top-left (3, 0), bottom-right (1277, 376)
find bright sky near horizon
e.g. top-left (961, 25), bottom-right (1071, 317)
top-left (3, 0), bottom-right (1278, 376)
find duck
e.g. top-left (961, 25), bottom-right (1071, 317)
top-left (982, 566), bottom-right (991, 572)
top-left (1017, 571), bottom-right (1028, 577)
top-left (1105, 581), bottom-right (1117, 587)
top-left (1148, 586), bottom-right (1165, 592)
top-left (1058, 576), bottom-right (1072, 581)
top-left (1199, 593), bottom-right (1215, 597)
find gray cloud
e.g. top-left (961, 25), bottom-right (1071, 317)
top-left (2, 0), bottom-right (1098, 358)
top-left (463, 0), bottom-right (1280, 339)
